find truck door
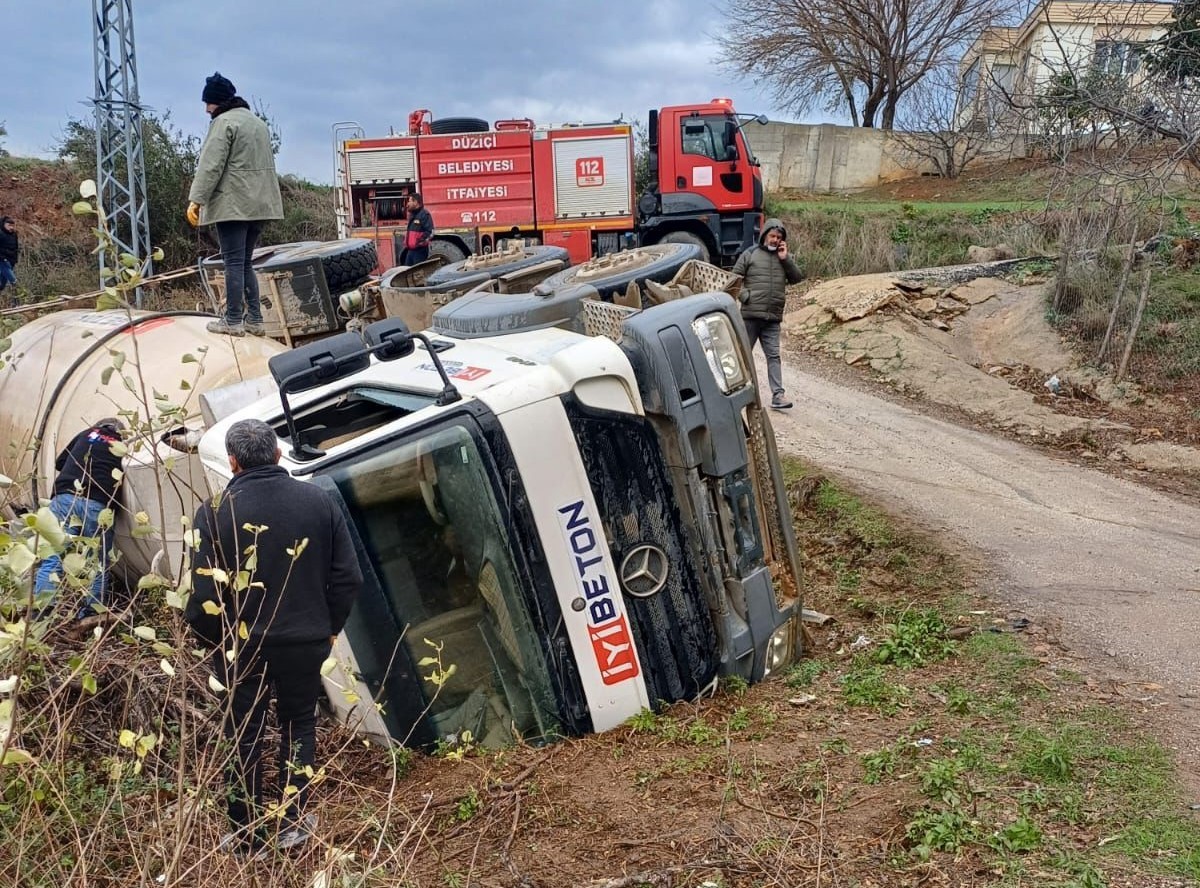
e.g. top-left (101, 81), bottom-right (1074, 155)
top-left (664, 111), bottom-right (754, 212)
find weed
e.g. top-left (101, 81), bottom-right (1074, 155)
top-left (727, 707), bottom-right (752, 732)
top-left (389, 745), bottom-right (415, 776)
top-left (720, 674), bottom-right (749, 697)
top-left (905, 807), bottom-right (977, 859)
top-left (1016, 730), bottom-right (1074, 783)
top-left (812, 483), bottom-right (895, 549)
top-left (874, 608), bottom-right (956, 666)
top-left (840, 662), bottom-right (911, 713)
top-left (783, 659), bottom-right (825, 688)
top-left (822, 737), bottom-right (851, 755)
top-left (1048, 852), bottom-right (1106, 888)
top-left (861, 747), bottom-right (898, 784)
top-left (627, 709), bottom-right (660, 733)
top-left (919, 757), bottom-right (966, 806)
top-left (453, 788), bottom-right (481, 822)
top-left (989, 815), bottom-right (1043, 853)
top-left (938, 684), bottom-right (978, 715)
top-left (683, 718), bottom-right (722, 748)
top-left (781, 760), bottom-right (828, 800)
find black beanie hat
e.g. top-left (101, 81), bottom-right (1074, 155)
top-left (202, 72), bottom-right (236, 104)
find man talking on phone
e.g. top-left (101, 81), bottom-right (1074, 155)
top-left (731, 219), bottom-right (804, 409)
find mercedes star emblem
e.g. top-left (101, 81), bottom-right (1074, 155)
top-left (619, 544), bottom-right (669, 598)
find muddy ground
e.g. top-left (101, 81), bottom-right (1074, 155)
top-left (782, 268), bottom-right (1200, 497)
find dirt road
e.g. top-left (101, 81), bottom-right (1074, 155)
top-left (766, 357), bottom-right (1200, 777)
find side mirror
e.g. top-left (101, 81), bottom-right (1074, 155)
top-left (364, 317), bottom-right (415, 361)
top-left (268, 331), bottom-right (370, 394)
top-left (755, 114), bottom-right (769, 126)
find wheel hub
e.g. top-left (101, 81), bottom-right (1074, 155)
top-left (571, 246), bottom-right (669, 282)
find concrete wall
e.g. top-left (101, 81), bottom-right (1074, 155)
top-left (753, 121), bottom-right (1021, 193)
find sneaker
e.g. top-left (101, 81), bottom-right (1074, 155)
top-left (218, 827), bottom-right (268, 861)
top-left (206, 318), bottom-right (245, 337)
top-left (243, 320), bottom-right (266, 336)
top-left (770, 396), bottom-right (793, 410)
top-left (276, 814), bottom-right (317, 852)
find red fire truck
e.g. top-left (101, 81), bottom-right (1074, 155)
top-left (334, 100), bottom-right (767, 269)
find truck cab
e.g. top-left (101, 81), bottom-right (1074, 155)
top-left (638, 100), bottom-right (767, 266)
top-left (199, 290), bottom-right (802, 750)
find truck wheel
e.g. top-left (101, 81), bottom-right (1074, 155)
top-left (533, 243), bottom-right (702, 299)
top-left (429, 240), bottom-right (467, 265)
top-left (429, 117), bottom-right (490, 135)
top-left (425, 245), bottom-right (570, 285)
top-left (263, 239), bottom-right (380, 293)
top-left (658, 231), bottom-right (711, 264)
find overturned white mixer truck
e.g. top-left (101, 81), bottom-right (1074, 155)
top-left (1, 279), bottom-right (803, 750)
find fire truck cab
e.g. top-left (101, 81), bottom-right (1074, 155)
top-left (335, 100), bottom-right (765, 270)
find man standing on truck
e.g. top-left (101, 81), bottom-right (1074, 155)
top-left (399, 192), bottom-right (434, 265)
top-left (33, 418), bottom-right (125, 616)
top-left (731, 219), bottom-right (804, 409)
top-left (187, 72), bottom-right (283, 337)
top-left (186, 418), bottom-right (362, 856)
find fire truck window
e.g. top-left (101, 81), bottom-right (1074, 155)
top-left (681, 120), bottom-right (719, 160)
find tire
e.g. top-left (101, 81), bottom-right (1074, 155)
top-left (658, 230), bottom-right (711, 264)
top-left (202, 240), bottom-right (375, 294)
top-left (263, 239), bottom-right (379, 293)
top-left (428, 240), bottom-right (468, 265)
top-left (199, 241), bottom-right (320, 271)
top-left (429, 117), bottom-right (490, 135)
top-left (533, 243), bottom-right (702, 299)
top-left (426, 245), bottom-right (571, 285)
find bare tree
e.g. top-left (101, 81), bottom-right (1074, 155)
top-left (716, 0), bottom-right (1015, 129)
top-left (890, 67), bottom-right (1010, 177)
top-left (999, 1), bottom-right (1200, 168)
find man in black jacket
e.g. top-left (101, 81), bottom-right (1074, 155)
top-left (0, 216), bottom-right (18, 301)
top-left (33, 418), bottom-right (125, 615)
top-left (399, 192), bottom-right (434, 265)
top-left (186, 418), bottom-right (362, 855)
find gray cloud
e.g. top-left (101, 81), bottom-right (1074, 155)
top-left (7, 0), bottom-right (799, 183)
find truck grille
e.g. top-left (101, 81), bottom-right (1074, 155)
top-left (563, 398), bottom-right (720, 702)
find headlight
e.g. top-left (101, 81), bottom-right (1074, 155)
top-left (692, 313), bottom-right (748, 394)
top-left (762, 622), bottom-right (796, 679)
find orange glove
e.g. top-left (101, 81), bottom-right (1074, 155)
top-left (186, 202), bottom-right (201, 227)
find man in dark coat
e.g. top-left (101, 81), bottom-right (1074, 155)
top-left (399, 192), bottom-right (434, 265)
top-left (33, 418), bottom-right (125, 615)
top-left (186, 418), bottom-right (362, 855)
top-left (0, 216), bottom-right (19, 300)
top-left (730, 218), bottom-right (804, 409)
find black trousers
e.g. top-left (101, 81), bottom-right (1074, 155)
top-left (215, 220), bottom-right (265, 325)
top-left (218, 639), bottom-right (330, 829)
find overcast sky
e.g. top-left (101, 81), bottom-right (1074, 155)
top-left (5, 0), bottom-right (809, 185)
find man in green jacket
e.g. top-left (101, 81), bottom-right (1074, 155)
top-left (731, 218), bottom-right (804, 409)
top-left (188, 72), bottom-right (284, 337)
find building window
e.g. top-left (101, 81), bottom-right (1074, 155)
top-left (993, 63), bottom-right (1016, 94)
top-left (1094, 41), bottom-right (1142, 78)
top-left (960, 58), bottom-right (982, 111)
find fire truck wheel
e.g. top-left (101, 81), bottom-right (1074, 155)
top-left (425, 245), bottom-right (571, 286)
top-left (428, 240), bottom-right (468, 265)
top-left (658, 231), bottom-right (711, 264)
top-left (261, 239), bottom-right (380, 294)
top-left (533, 242), bottom-right (703, 300)
top-left (429, 117), bottom-right (490, 135)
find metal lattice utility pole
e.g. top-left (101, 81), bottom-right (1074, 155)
top-left (92, 0), bottom-right (151, 303)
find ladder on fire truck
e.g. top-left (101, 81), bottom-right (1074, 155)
top-left (332, 122), bottom-right (364, 240)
